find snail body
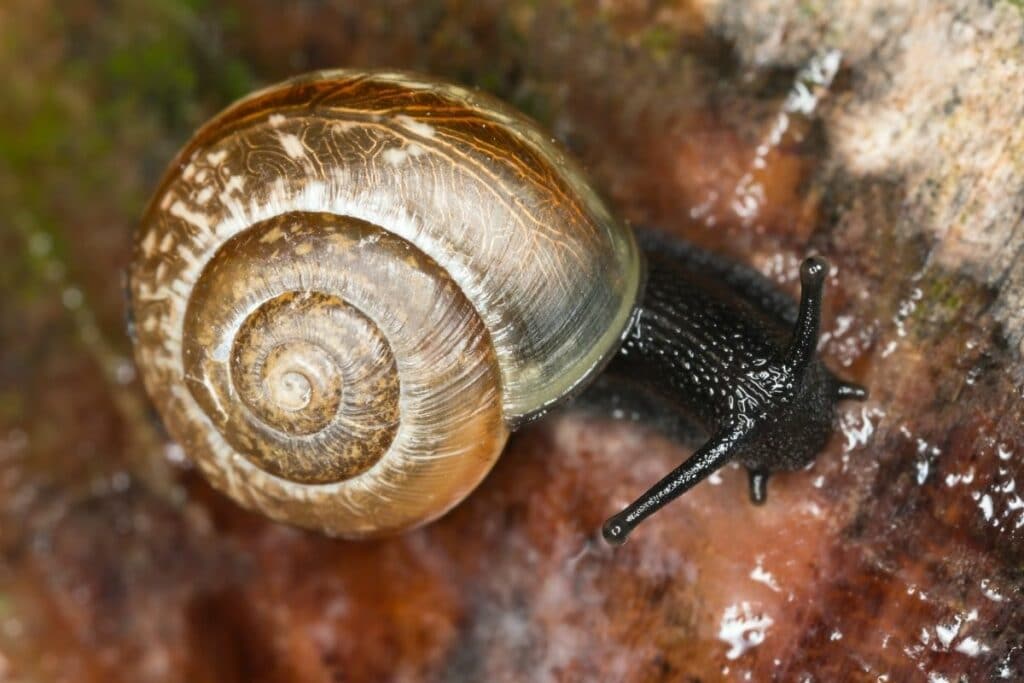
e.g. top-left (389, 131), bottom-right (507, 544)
top-left (598, 233), bottom-right (865, 543)
top-left (130, 69), bottom-right (865, 541)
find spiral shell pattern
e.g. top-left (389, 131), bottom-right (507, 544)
top-left (130, 70), bottom-right (640, 536)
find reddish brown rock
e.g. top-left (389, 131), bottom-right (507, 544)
top-left (1, 1), bottom-right (1022, 681)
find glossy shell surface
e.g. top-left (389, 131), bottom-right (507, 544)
top-left (130, 70), bottom-right (641, 536)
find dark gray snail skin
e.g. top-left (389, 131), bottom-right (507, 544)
top-left (598, 230), bottom-right (867, 545)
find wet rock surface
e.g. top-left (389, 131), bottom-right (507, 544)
top-left (1, 1), bottom-right (1022, 680)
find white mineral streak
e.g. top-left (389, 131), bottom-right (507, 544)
top-left (729, 49), bottom-right (841, 227)
top-left (980, 578), bottom-right (1005, 603)
top-left (839, 405), bottom-right (884, 453)
top-left (195, 186), bottom-right (214, 205)
top-left (749, 556), bottom-right (782, 592)
top-left (718, 602), bottom-right (774, 660)
top-left (944, 467), bottom-right (974, 488)
top-left (918, 609), bottom-right (990, 659)
top-left (954, 637), bottom-right (986, 657)
top-left (978, 494), bottom-right (994, 521)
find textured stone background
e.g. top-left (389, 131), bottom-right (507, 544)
top-left (1, 1), bottom-right (1023, 681)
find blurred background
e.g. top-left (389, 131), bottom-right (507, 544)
top-left (1, 1), bottom-right (1023, 681)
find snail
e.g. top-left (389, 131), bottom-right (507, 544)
top-left (129, 69), bottom-right (866, 543)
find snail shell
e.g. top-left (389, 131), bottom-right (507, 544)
top-left (130, 70), bottom-right (641, 537)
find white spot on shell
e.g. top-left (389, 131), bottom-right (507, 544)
top-left (259, 226), bottom-right (284, 244)
top-left (394, 115), bottom-right (437, 138)
top-left (331, 120), bottom-right (362, 133)
top-left (206, 150), bottom-right (228, 165)
top-left (176, 244), bottom-right (201, 269)
top-left (383, 147), bottom-right (409, 166)
top-left (169, 201), bottom-right (211, 232)
top-left (141, 230), bottom-right (159, 257)
top-left (269, 113), bottom-right (286, 128)
top-left (211, 338), bottom-right (231, 362)
top-left (278, 133), bottom-right (306, 160)
top-left (218, 175), bottom-right (247, 208)
top-left (272, 372), bottom-right (312, 411)
top-left (383, 143), bottom-right (425, 166)
top-left (224, 176), bottom-right (245, 194)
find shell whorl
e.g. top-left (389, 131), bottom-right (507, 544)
top-left (130, 70), bottom-right (640, 537)
top-left (173, 211), bottom-right (506, 536)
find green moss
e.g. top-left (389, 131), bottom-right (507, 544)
top-left (511, 88), bottom-right (555, 127)
top-left (925, 276), bottom-right (965, 314)
top-left (799, 0), bottom-right (824, 18)
top-left (1, 0), bottom-right (258, 313)
top-left (217, 58), bottom-right (257, 103)
top-left (906, 270), bottom-right (992, 340)
top-left (0, 392), bottom-right (24, 423)
top-left (95, 1), bottom-right (256, 130)
top-left (639, 24), bottom-right (677, 63)
top-left (103, 38), bottom-right (198, 127)
top-left (11, 210), bottom-right (72, 304)
top-left (473, 68), bottom-right (506, 96)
